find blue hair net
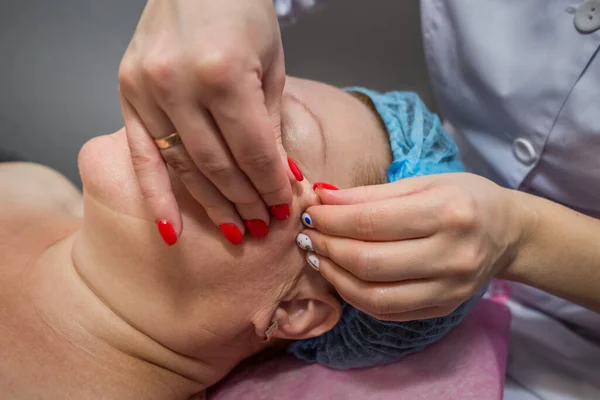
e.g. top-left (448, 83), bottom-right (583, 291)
top-left (287, 88), bottom-right (483, 369)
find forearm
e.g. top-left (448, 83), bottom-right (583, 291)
top-left (501, 190), bottom-right (600, 311)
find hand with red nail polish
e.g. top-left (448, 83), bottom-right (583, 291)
top-left (120, 0), bottom-right (293, 240)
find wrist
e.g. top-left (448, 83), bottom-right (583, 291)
top-left (498, 189), bottom-right (541, 280)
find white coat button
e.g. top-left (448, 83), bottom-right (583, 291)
top-left (575, 1), bottom-right (600, 33)
top-left (512, 138), bottom-right (537, 165)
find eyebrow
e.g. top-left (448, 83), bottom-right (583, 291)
top-left (282, 93), bottom-right (327, 164)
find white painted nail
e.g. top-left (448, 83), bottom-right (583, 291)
top-left (301, 212), bottom-right (314, 228)
top-left (306, 252), bottom-right (320, 271)
top-left (296, 233), bottom-right (314, 251)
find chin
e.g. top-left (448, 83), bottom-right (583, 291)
top-left (78, 129), bottom-right (143, 214)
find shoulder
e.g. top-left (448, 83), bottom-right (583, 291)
top-left (0, 162), bottom-right (82, 218)
top-left (0, 162), bottom-right (83, 267)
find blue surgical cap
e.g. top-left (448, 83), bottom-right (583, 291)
top-left (288, 88), bottom-right (484, 369)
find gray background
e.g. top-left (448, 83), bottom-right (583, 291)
top-left (0, 0), bottom-right (433, 184)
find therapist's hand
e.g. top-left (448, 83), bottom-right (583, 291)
top-left (297, 174), bottom-right (530, 321)
top-left (118, 0), bottom-right (292, 246)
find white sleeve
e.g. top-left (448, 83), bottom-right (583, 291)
top-left (274, 0), bottom-right (327, 23)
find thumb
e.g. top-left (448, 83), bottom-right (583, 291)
top-left (263, 48), bottom-right (290, 181)
top-left (317, 176), bottom-right (437, 206)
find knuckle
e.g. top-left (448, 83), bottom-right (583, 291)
top-left (236, 150), bottom-right (277, 174)
top-left (164, 151), bottom-right (196, 178)
top-left (317, 236), bottom-right (330, 256)
top-left (352, 248), bottom-right (378, 281)
top-left (441, 192), bottom-right (478, 230)
top-left (368, 287), bottom-right (392, 315)
top-left (141, 57), bottom-right (177, 95)
top-left (194, 50), bottom-right (243, 88)
top-left (129, 147), bottom-right (163, 175)
top-left (198, 155), bottom-right (236, 182)
top-left (355, 206), bottom-right (378, 237)
top-left (451, 245), bottom-right (482, 278)
top-left (270, 70), bottom-right (286, 94)
top-left (118, 60), bottom-right (138, 95)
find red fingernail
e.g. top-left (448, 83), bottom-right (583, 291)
top-left (157, 220), bottom-right (177, 246)
top-left (269, 204), bottom-right (291, 220)
top-left (244, 220), bottom-right (269, 239)
top-left (313, 182), bottom-right (339, 191)
top-left (219, 223), bottom-right (244, 245)
top-left (288, 157), bottom-right (304, 182)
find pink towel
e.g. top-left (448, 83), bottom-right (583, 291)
top-left (210, 299), bottom-right (510, 399)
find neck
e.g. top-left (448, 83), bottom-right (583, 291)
top-left (30, 217), bottom-right (257, 397)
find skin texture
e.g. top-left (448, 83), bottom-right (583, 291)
top-left (0, 77), bottom-right (392, 399)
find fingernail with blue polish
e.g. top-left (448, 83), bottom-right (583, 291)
top-left (296, 233), bottom-right (314, 251)
top-left (306, 252), bottom-right (320, 271)
top-left (301, 212), bottom-right (314, 228)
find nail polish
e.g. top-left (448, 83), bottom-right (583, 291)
top-left (296, 233), bottom-right (314, 251)
top-left (306, 252), bottom-right (320, 271)
top-left (157, 220), bottom-right (177, 246)
top-left (288, 157), bottom-right (304, 182)
top-left (219, 223), bottom-right (244, 245)
top-left (301, 212), bottom-right (314, 228)
top-left (244, 220), bottom-right (269, 239)
top-left (313, 182), bottom-right (339, 191)
top-left (269, 204), bottom-right (290, 220)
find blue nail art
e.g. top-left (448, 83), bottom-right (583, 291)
top-left (301, 212), bottom-right (314, 227)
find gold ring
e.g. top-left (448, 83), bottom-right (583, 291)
top-left (155, 132), bottom-right (182, 150)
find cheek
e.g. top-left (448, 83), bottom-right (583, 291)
top-left (239, 233), bottom-right (306, 292)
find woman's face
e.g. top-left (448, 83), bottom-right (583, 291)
top-left (76, 77), bottom-right (391, 360)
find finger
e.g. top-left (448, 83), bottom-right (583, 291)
top-left (156, 100), bottom-right (271, 231)
top-left (313, 252), bottom-right (445, 315)
top-left (342, 304), bottom-right (459, 322)
top-left (374, 305), bottom-right (459, 322)
top-left (209, 75), bottom-right (293, 215)
top-left (296, 230), bottom-right (439, 282)
top-left (316, 176), bottom-right (437, 206)
top-left (335, 282), bottom-right (465, 322)
top-left (263, 59), bottom-right (298, 193)
top-left (120, 97), bottom-right (183, 237)
top-left (302, 196), bottom-right (442, 241)
top-left (262, 34), bottom-right (286, 125)
top-left (158, 144), bottom-right (246, 244)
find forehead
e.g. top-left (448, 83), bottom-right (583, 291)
top-left (282, 77), bottom-right (387, 189)
top-left (283, 77), bottom-right (355, 114)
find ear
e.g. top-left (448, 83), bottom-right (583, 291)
top-left (271, 273), bottom-right (342, 340)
